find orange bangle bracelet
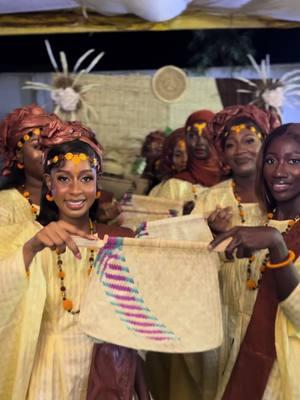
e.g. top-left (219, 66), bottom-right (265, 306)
top-left (266, 250), bottom-right (296, 269)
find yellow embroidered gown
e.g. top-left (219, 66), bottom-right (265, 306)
top-left (192, 179), bottom-right (300, 399)
top-left (0, 221), bottom-right (95, 400)
top-left (0, 188), bottom-right (37, 225)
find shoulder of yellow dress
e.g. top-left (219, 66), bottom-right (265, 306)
top-left (0, 188), bottom-right (20, 202)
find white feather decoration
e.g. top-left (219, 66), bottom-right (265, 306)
top-left (236, 54), bottom-right (300, 115)
top-left (22, 40), bottom-right (105, 123)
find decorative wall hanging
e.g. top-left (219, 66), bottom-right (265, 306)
top-left (236, 54), bottom-right (300, 116)
top-left (23, 40), bottom-right (104, 122)
top-left (152, 65), bottom-right (187, 103)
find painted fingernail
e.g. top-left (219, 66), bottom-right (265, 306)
top-left (76, 252), bottom-right (81, 259)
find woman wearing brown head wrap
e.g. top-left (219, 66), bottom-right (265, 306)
top-left (149, 110), bottom-right (222, 202)
top-left (160, 128), bottom-right (188, 177)
top-left (149, 128), bottom-right (187, 197)
top-left (0, 120), bottom-right (149, 399)
top-left (193, 104), bottom-right (281, 233)
top-left (141, 130), bottom-right (166, 192)
top-left (149, 105), bottom-right (281, 400)
top-left (0, 104), bottom-right (62, 224)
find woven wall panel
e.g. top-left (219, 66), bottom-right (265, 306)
top-left (79, 73), bottom-right (222, 154)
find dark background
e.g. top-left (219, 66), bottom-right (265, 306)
top-left (0, 28), bottom-right (299, 72)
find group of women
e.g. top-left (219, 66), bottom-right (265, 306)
top-left (0, 101), bottom-right (299, 400)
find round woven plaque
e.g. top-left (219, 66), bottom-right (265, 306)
top-left (152, 65), bottom-right (187, 103)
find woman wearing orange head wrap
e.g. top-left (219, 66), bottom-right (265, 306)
top-left (0, 104), bottom-right (63, 225)
top-left (149, 110), bottom-right (222, 202)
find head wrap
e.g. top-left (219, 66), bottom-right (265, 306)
top-left (40, 120), bottom-right (103, 170)
top-left (0, 104), bottom-right (55, 176)
top-left (184, 110), bottom-right (215, 132)
top-left (174, 109), bottom-right (222, 187)
top-left (210, 104), bottom-right (281, 151)
top-left (159, 128), bottom-right (186, 179)
top-left (141, 130), bottom-right (165, 160)
top-left (209, 104), bottom-right (281, 175)
top-left (141, 130), bottom-right (165, 183)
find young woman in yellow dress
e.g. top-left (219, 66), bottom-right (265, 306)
top-left (0, 104), bottom-right (60, 224)
top-left (0, 120), bottom-right (148, 400)
top-left (210, 123), bottom-right (300, 399)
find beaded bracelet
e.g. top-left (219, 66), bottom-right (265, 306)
top-left (266, 250), bottom-right (296, 269)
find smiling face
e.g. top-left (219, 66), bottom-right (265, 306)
top-left (263, 135), bottom-right (300, 207)
top-left (45, 158), bottom-right (97, 225)
top-left (223, 128), bottom-right (262, 178)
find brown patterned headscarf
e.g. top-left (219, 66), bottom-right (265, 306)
top-left (40, 120), bottom-right (103, 172)
top-left (0, 104), bottom-right (55, 176)
top-left (174, 109), bottom-right (223, 187)
top-left (210, 104), bottom-right (281, 152)
top-left (159, 128), bottom-right (186, 179)
top-left (208, 104), bottom-right (281, 175)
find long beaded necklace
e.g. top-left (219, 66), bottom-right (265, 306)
top-left (22, 187), bottom-right (39, 217)
top-left (231, 180), bottom-right (246, 223)
top-left (57, 219), bottom-right (96, 314)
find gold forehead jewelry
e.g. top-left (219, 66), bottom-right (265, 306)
top-left (177, 139), bottom-right (186, 151)
top-left (224, 124), bottom-right (262, 139)
top-left (16, 127), bottom-right (42, 149)
top-left (47, 152), bottom-right (98, 167)
top-left (193, 122), bottom-right (207, 136)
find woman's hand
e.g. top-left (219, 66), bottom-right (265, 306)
top-left (207, 206), bottom-right (233, 235)
top-left (23, 221), bottom-right (95, 270)
top-left (209, 225), bottom-right (288, 262)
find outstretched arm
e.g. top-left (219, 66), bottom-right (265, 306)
top-left (23, 220), bottom-right (95, 271)
top-left (209, 226), bottom-right (300, 301)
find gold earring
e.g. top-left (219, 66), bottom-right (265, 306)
top-left (16, 162), bottom-right (24, 169)
top-left (95, 191), bottom-right (101, 199)
top-left (46, 192), bottom-right (54, 202)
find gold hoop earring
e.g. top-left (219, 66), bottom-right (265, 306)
top-left (16, 162), bottom-right (24, 169)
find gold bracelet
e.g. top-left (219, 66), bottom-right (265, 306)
top-left (266, 250), bottom-right (296, 269)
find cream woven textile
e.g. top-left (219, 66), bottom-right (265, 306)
top-left (118, 194), bottom-right (184, 230)
top-left (136, 213), bottom-right (212, 242)
top-left (79, 236), bottom-right (223, 353)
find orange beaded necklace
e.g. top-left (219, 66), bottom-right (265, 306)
top-left (22, 187), bottom-right (39, 217)
top-left (57, 218), bottom-right (96, 314)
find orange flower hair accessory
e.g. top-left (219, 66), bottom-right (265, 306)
top-left (16, 127), bottom-right (41, 149)
top-left (224, 124), bottom-right (262, 140)
top-left (177, 139), bottom-right (186, 151)
top-left (47, 152), bottom-right (98, 167)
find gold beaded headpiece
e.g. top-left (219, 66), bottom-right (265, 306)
top-left (177, 139), bottom-right (187, 151)
top-left (47, 152), bottom-right (98, 168)
top-left (186, 122), bottom-right (207, 136)
top-left (16, 127), bottom-right (42, 149)
top-left (224, 124), bottom-right (262, 140)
